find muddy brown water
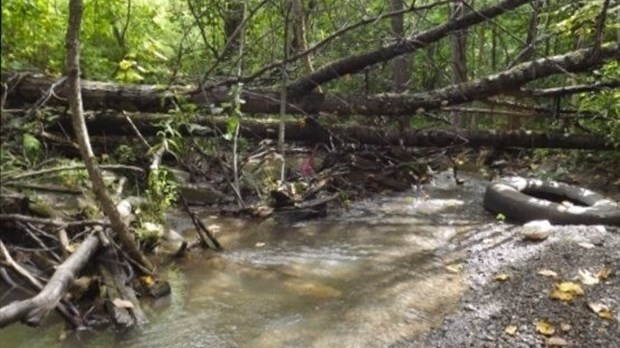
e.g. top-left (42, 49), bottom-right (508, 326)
top-left (2, 171), bottom-right (492, 347)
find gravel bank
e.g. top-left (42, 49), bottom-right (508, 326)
top-left (394, 223), bottom-right (620, 347)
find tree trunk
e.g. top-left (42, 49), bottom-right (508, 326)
top-left (5, 44), bottom-right (617, 117)
top-left (450, 0), bottom-right (469, 129)
top-left (390, 0), bottom-right (411, 134)
top-left (64, 0), bottom-right (153, 273)
top-left (507, 0), bottom-right (542, 130)
top-left (222, 1), bottom-right (244, 58)
top-left (46, 112), bottom-right (614, 150)
top-left (291, 0), bottom-right (316, 78)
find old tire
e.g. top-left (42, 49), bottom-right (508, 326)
top-left (483, 177), bottom-right (620, 226)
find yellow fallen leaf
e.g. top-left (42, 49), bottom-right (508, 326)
top-left (550, 289), bottom-right (574, 301)
top-left (551, 281), bottom-right (584, 302)
top-left (140, 275), bottom-right (154, 287)
top-left (557, 282), bottom-right (584, 295)
top-left (446, 263), bottom-right (464, 273)
top-left (598, 308), bottom-right (614, 320)
top-left (504, 324), bottom-right (518, 336)
top-left (494, 273), bottom-right (510, 282)
top-left (535, 319), bottom-right (555, 336)
top-left (538, 269), bottom-right (558, 278)
top-left (546, 336), bottom-right (568, 347)
top-left (588, 302), bottom-right (614, 320)
top-left (578, 269), bottom-right (599, 285)
top-left (595, 267), bottom-right (613, 280)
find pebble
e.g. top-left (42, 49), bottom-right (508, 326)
top-left (521, 220), bottom-right (552, 241)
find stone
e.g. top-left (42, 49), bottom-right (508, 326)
top-left (521, 220), bottom-right (552, 241)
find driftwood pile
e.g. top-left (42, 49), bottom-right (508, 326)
top-left (0, 214), bottom-right (164, 330)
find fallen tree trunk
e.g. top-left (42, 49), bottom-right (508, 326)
top-left (3, 44), bottom-right (618, 117)
top-left (0, 233), bottom-right (100, 328)
top-left (46, 112), bottom-right (614, 150)
top-left (523, 80), bottom-right (620, 98)
top-left (285, 0), bottom-right (532, 96)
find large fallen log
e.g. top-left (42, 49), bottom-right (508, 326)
top-left (46, 112), bottom-right (613, 150)
top-left (0, 233), bottom-right (100, 328)
top-left (3, 43), bottom-right (618, 117)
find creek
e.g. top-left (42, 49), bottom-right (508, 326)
top-left (2, 171), bottom-right (493, 347)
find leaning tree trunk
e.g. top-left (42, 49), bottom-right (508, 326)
top-left (286, 0), bottom-right (531, 96)
top-left (65, 0), bottom-right (153, 272)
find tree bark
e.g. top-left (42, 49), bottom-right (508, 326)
top-left (390, 0), bottom-right (409, 93)
top-left (291, 0), bottom-right (316, 79)
top-left (0, 234), bottom-right (100, 328)
top-left (389, 0), bottom-right (410, 133)
top-left (46, 112), bottom-right (614, 150)
top-left (450, 0), bottom-right (469, 128)
top-left (222, 1), bottom-right (244, 58)
top-left (523, 80), bottom-right (620, 98)
top-left (64, 0), bottom-right (153, 272)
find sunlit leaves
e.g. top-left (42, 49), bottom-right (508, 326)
top-left (550, 281), bottom-right (584, 302)
top-left (504, 324), bottom-right (518, 336)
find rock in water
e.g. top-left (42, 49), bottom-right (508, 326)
top-left (521, 220), bottom-right (552, 241)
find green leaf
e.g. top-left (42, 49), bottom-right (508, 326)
top-left (226, 116), bottom-right (239, 140)
top-left (23, 133), bottom-right (41, 153)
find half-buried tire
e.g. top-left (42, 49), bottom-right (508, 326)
top-left (484, 177), bottom-right (620, 226)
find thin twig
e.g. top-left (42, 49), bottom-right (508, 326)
top-left (179, 195), bottom-right (222, 250)
top-left (0, 214), bottom-right (109, 228)
top-left (122, 111), bottom-right (151, 148)
top-left (3, 164), bottom-right (144, 183)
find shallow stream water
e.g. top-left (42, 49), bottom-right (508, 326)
top-left (2, 171), bottom-right (493, 347)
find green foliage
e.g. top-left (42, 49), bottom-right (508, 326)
top-left (142, 168), bottom-right (177, 224)
top-left (135, 221), bottom-right (163, 245)
top-left (115, 144), bottom-right (137, 164)
top-left (577, 61), bottom-right (620, 147)
top-left (495, 213), bottom-right (506, 222)
top-left (22, 133), bottom-right (42, 166)
top-left (1, 0), bottom-right (67, 73)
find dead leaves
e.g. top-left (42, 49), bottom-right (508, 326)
top-left (578, 269), bottom-right (599, 285)
top-left (538, 269), bottom-right (558, 278)
top-left (595, 266), bottom-right (613, 281)
top-left (550, 281), bottom-right (584, 302)
top-left (504, 324), bottom-right (518, 336)
top-left (494, 273), bottom-right (510, 282)
top-left (588, 302), bottom-right (615, 320)
top-left (535, 319), bottom-right (555, 336)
